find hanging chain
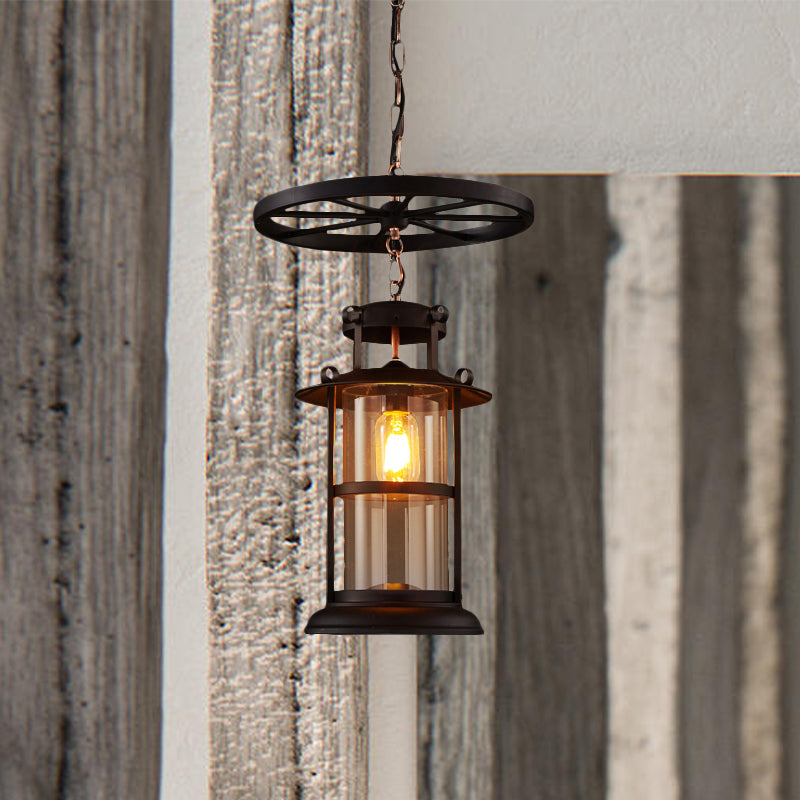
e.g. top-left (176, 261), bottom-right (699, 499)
top-left (387, 1), bottom-right (406, 301)
top-left (386, 230), bottom-right (404, 301)
top-left (389, 0), bottom-right (405, 175)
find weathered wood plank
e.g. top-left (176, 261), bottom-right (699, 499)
top-left (416, 176), bottom-right (607, 800)
top-left (208, 3), bottom-right (295, 793)
top-left (416, 200), bottom-right (502, 800)
top-left (208, 2), bottom-right (368, 798)
top-left (678, 177), bottom-right (744, 800)
top-left (738, 177), bottom-right (784, 800)
top-left (0, 1), bottom-right (170, 797)
top-left (292, 2), bottom-right (369, 799)
top-left (605, 177), bottom-right (681, 800)
top-left (782, 178), bottom-right (800, 800)
top-left (495, 175), bottom-right (607, 800)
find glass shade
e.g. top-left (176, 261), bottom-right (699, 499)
top-left (342, 384), bottom-right (449, 590)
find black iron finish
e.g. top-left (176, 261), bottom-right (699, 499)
top-left (342, 300), bottom-right (446, 345)
top-left (299, 299), bottom-right (486, 635)
top-left (453, 388), bottom-right (462, 603)
top-left (299, 302), bottom-right (489, 410)
top-left (334, 481), bottom-right (454, 498)
top-left (326, 387), bottom-right (335, 604)
top-left (298, 360), bottom-right (491, 410)
top-left (305, 592), bottom-right (483, 635)
top-left (388, 0), bottom-right (406, 173)
top-left (250, 1), bottom-right (532, 637)
top-left (253, 175), bottom-right (533, 253)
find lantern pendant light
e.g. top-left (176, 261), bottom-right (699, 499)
top-left (253, 0), bottom-right (534, 634)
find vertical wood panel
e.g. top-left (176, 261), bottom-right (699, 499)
top-left (605, 177), bottom-right (681, 800)
top-left (782, 179), bottom-right (800, 800)
top-left (738, 178), bottom-right (784, 800)
top-left (292, 3), bottom-right (369, 798)
top-left (208, 2), bottom-right (368, 798)
top-left (416, 176), bottom-right (607, 800)
top-left (417, 222), bottom-right (502, 800)
top-left (679, 177), bottom-right (744, 800)
top-left (496, 176), bottom-right (607, 800)
top-left (0, 1), bottom-right (170, 797)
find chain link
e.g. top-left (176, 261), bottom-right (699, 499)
top-left (389, 0), bottom-right (405, 175)
top-left (386, 227), bottom-right (404, 300)
top-left (387, 1), bottom-right (407, 300)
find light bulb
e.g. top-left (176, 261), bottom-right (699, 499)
top-left (375, 409), bottom-right (420, 482)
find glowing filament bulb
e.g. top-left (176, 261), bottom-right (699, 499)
top-left (376, 409), bottom-right (419, 482)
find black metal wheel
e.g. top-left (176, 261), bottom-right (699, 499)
top-left (253, 175), bottom-right (534, 253)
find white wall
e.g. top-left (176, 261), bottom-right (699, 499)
top-left (369, 1), bottom-right (800, 175)
top-left (164, 2), bottom-right (800, 797)
top-left (162, 2), bottom-right (211, 798)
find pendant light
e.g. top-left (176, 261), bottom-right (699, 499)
top-left (253, 0), bottom-right (534, 634)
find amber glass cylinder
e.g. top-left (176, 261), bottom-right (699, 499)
top-left (341, 384), bottom-right (449, 591)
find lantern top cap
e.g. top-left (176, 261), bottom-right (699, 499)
top-left (342, 300), bottom-right (447, 346)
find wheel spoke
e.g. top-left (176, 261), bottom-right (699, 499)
top-left (281, 219), bottom-right (373, 238)
top-left (414, 213), bottom-right (517, 222)
top-left (410, 219), bottom-right (475, 240)
top-left (279, 210), bottom-right (374, 220)
top-left (406, 199), bottom-right (481, 217)
top-left (331, 198), bottom-right (382, 214)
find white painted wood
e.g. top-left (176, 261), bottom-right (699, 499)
top-left (368, 638), bottom-right (418, 800)
top-left (604, 177), bottom-right (681, 800)
top-left (162, 1), bottom-right (212, 798)
top-left (291, 3), bottom-right (369, 797)
top-left (739, 177), bottom-right (785, 800)
top-left (208, 2), bottom-right (368, 798)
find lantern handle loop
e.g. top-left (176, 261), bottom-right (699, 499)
top-left (455, 367), bottom-right (474, 386)
top-left (320, 365), bottom-right (340, 383)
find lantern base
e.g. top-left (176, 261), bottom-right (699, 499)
top-left (305, 590), bottom-right (483, 635)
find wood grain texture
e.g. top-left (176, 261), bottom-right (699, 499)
top-left (782, 178), bottom-right (800, 800)
top-left (208, 2), bottom-right (368, 798)
top-left (738, 178), bottom-right (784, 800)
top-left (0, 2), bottom-right (170, 798)
top-left (495, 176), bottom-right (607, 800)
top-left (416, 176), bottom-right (607, 800)
top-left (605, 177), bottom-right (681, 800)
top-left (416, 203), bottom-right (502, 800)
top-left (679, 178), bottom-right (744, 800)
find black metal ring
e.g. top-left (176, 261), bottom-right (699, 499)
top-left (454, 367), bottom-right (474, 386)
top-left (334, 481), bottom-right (454, 498)
top-left (320, 365), bottom-right (339, 383)
top-left (254, 175), bottom-right (534, 254)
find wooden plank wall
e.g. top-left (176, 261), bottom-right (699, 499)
top-left (783, 179), bottom-right (800, 800)
top-left (0, 2), bottom-right (171, 798)
top-left (606, 177), bottom-right (682, 800)
top-left (417, 176), bottom-right (608, 800)
top-left (207, 2), bottom-right (369, 798)
top-left (417, 216), bottom-right (503, 800)
top-left (417, 176), bottom-right (796, 800)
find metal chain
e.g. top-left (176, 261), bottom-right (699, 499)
top-left (386, 229), bottom-right (404, 301)
top-left (389, 0), bottom-right (405, 175)
top-left (386, 1), bottom-right (407, 300)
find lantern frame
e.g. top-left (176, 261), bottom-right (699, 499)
top-left (298, 300), bottom-right (488, 634)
